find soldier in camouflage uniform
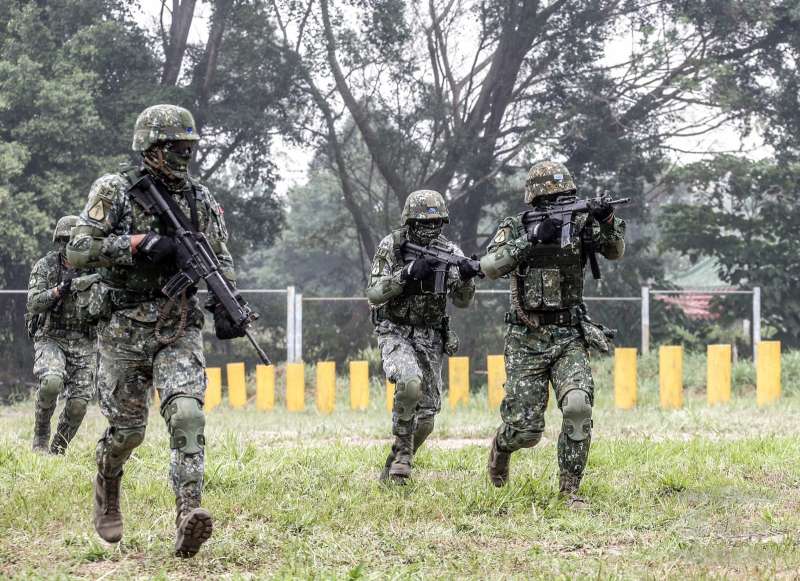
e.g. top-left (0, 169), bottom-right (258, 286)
top-left (27, 216), bottom-right (97, 454)
top-left (480, 161), bottom-right (626, 507)
top-left (67, 104), bottom-right (242, 557)
top-left (366, 190), bottom-right (479, 483)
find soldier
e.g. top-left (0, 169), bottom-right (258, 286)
top-left (366, 190), bottom-right (480, 484)
top-left (480, 161), bottom-right (625, 507)
top-left (27, 216), bottom-right (97, 455)
top-left (67, 104), bottom-right (242, 557)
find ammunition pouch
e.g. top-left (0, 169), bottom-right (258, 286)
top-left (72, 273), bottom-right (110, 324)
top-left (578, 314), bottom-right (615, 353)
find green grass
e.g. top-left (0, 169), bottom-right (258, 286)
top-left (2, 377), bottom-right (800, 579)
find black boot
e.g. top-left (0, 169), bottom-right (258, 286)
top-left (487, 435), bottom-right (511, 487)
top-left (94, 472), bottom-right (124, 542)
top-left (32, 405), bottom-right (55, 452)
top-left (559, 472), bottom-right (590, 509)
top-left (388, 433), bottom-right (414, 483)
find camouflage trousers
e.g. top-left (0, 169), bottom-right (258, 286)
top-left (496, 323), bottom-right (594, 481)
top-left (375, 319), bottom-right (444, 437)
top-left (95, 307), bottom-right (207, 505)
top-left (33, 331), bottom-right (96, 409)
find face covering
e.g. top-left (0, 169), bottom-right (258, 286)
top-left (144, 140), bottom-right (194, 185)
top-left (409, 219), bottom-right (444, 245)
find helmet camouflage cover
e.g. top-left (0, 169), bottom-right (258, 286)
top-left (131, 104), bottom-right (200, 152)
top-left (53, 215), bottom-right (79, 243)
top-left (401, 189), bottom-right (449, 224)
top-left (524, 160), bottom-right (576, 204)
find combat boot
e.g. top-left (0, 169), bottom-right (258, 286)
top-left (50, 417), bottom-right (79, 455)
top-left (559, 472), bottom-right (590, 510)
top-left (380, 421), bottom-right (435, 482)
top-left (388, 433), bottom-right (413, 483)
top-left (487, 435), bottom-right (511, 487)
top-left (32, 406), bottom-right (55, 452)
top-left (174, 495), bottom-right (213, 558)
top-left (94, 472), bottom-right (123, 542)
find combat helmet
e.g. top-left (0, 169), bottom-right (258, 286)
top-left (401, 190), bottom-right (449, 224)
top-left (131, 104), bottom-right (200, 152)
top-left (53, 215), bottom-right (79, 243)
top-left (524, 160), bottom-right (576, 204)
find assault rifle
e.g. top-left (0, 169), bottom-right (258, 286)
top-left (400, 239), bottom-right (483, 294)
top-left (520, 193), bottom-right (630, 280)
top-left (128, 175), bottom-right (271, 365)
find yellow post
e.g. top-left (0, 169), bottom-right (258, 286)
top-left (286, 362), bottom-right (305, 412)
top-left (706, 344), bottom-right (731, 406)
top-left (614, 348), bottom-right (637, 410)
top-left (349, 361), bottom-right (369, 410)
top-left (659, 346), bottom-right (683, 410)
top-left (386, 380), bottom-right (395, 413)
top-left (255, 364), bottom-right (275, 411)
top-left (316, 361), bottom-right (336, 414)
top-left (227, 362), bottom-right (247, 409)
top-left (205, 367), bottom-right (222, 412)
top-left (448, 356), bottom-right (470, 409)
top-left (757, 341), bottom-right (781, 407)
top-left (486, 355), bottom-right (506, 410)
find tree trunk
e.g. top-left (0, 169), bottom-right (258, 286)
top-left (161, 0), bottom-right (198, 86)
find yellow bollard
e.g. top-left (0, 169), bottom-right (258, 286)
top-left (386, 380), bottom-right (395, 413)
top-left (316, 361), bottom-right (336, 414)
top-left (205, 367), bottom-right (222, 412)
top-left (286, 362), bottom-right (305, 412)
top-left (227, 362), bottom-right (247, 409)
top-left (349, 361), bottom-right (369, 410)
top-left (659, 346), bottom-right (683, 410)
top-left (487, 355), bottom-right (506, 410)
top-left (706, 344), bottom-right (731, 406)
top-left (614, 348), bottom-right (637, 410)
top-left (757, 340), bottom-right (781, 407)
top-left (448, 356), bottom-right (470, 409)
top-left (256, 364), bottom-right (275, 411)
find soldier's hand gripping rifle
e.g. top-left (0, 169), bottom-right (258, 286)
top-left (129, 175), bottom-right (271, 365)
top-left (521, 193), bottom-right (630, 279)
top-left (400, 239), bottom-right (484, 294)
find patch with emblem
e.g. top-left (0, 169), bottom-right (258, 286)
top-left (88, 200), bottom-right (107, 221)
top-left (493, 228), bottom-right (507, 244)
top-left (426, 207), bottom-right (438, 214)
top-left (553, 173), bottom-right (564, 182)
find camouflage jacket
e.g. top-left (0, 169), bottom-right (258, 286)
top-left (366, 228), bottom-right (475, 327)
top-left (26, 251), bottom-right (94, 338)
top-left (486, 212), bottom-right (625, 311)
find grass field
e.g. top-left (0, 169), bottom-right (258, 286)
top-left (2, 360), bottom-right (800, 579)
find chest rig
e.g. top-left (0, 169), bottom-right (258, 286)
top-left (38, 252), bottom-right (90, 335)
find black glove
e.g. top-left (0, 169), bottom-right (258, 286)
top-left (402, 256), bottom-right (436, 281)
top-left (528, 217), bottom-right (561, 244)
top-left (138, 231), bottom-right (176, 264)
top-left (214, 303), bottom-right (246, 340)
top-left (457, 256), bottom-right (481, 281)
top-left (55, 279), bottom-right (72, 298)
top-left (588, 199), bottom-right (614, 223)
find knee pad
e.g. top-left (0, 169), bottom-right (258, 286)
top-left (163, 396), bottom-right (206, 455)
top-left (561, 389), bottom-right (592, 442)
top-left (109, 426), bottom-right (146, 456)
top-left (64, 398), bottom-right (88, 425)
top-left (394, 376), bottom-right (422, 421)
top-left (507, 429), bottom-right (543, 451)
top-left (38, 374), bottom-right (63, 407)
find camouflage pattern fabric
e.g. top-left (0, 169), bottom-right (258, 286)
top-left (131, 104), bottom-right (199, 152)
top-left (33, 336), bottom-right (96, 401)
top-left (376, 319), bottom-right (443, 436)
top-left (401, 189), bottom-right (449, 224)
top-left (524, 160), bottom-right (576, 204)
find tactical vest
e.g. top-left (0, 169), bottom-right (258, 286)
top-left (36, 252), bottom-right (93, 336)
top-left (98, 168), bottom-right (211, 293)
top-left (377, 227), bottom-right (448, 327)
top-left (514, 214), bottom-right (588, 310)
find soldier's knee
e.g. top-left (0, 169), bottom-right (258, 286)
top-left (508, 429), bottom-right (543, 450)
top-left (64, 398), bottom-right (88, 424)
top-left (561, 389), bottom-right (592, 442)
top-left (394, 376), bottom-right (422, 421)
top-left (163, 396), bottom-right (206, 455)
top-left (109, 426), bottom-right (146, 456)
top-left (38, 374), bottom-right (63, 407)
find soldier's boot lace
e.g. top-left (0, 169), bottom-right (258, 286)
top-left (32, 405), bottom-right (55, 452)
top-left (559, 472), bottom-right (590, 510)
top-left (175, 494), bottom-right (213, 558)
top-left (50, 417), bottom-right (80, 455)
top-left (487, 435), bottom-right (511, 487)
top-left (388, 434), bottom-right (413, 484)
top-left (94, 472), bottom-right (124, 542)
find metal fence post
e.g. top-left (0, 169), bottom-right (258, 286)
top-left (286, 286), bottom-right (295, 362)
top-left (753, 286), bottom-right (761, 361)
top-left (641, 286), bottom-right (650, 355)
top-left (295, 293), bottom-right (303, 362)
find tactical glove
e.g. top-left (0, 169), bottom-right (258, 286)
top-left (55, 279), bottom-right (72, 298)
top-left (457, 257), bottom-right (481, 281)
top-left (138, 232), bottom-right (176, 264)
top-left (213, 303), bottom-right (246, 340)
top-left (588, 200), bottom-right (614, 223)
top-left (402, 257), bottom-right (436, 281)
top-left (528, 217), bottom-right (561, 244)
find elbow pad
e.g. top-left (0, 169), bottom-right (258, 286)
top-left (366, 279), bottom-right (403, 305)
top-left (480, 247), bottom-right (518, 279)
top-left (67, 225), bottom-right (109, 268)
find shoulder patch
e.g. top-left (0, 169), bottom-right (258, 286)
top-left (493, 228), bottom-right (507, 244)
top-left (88, 200), bottom-right (107, 221)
